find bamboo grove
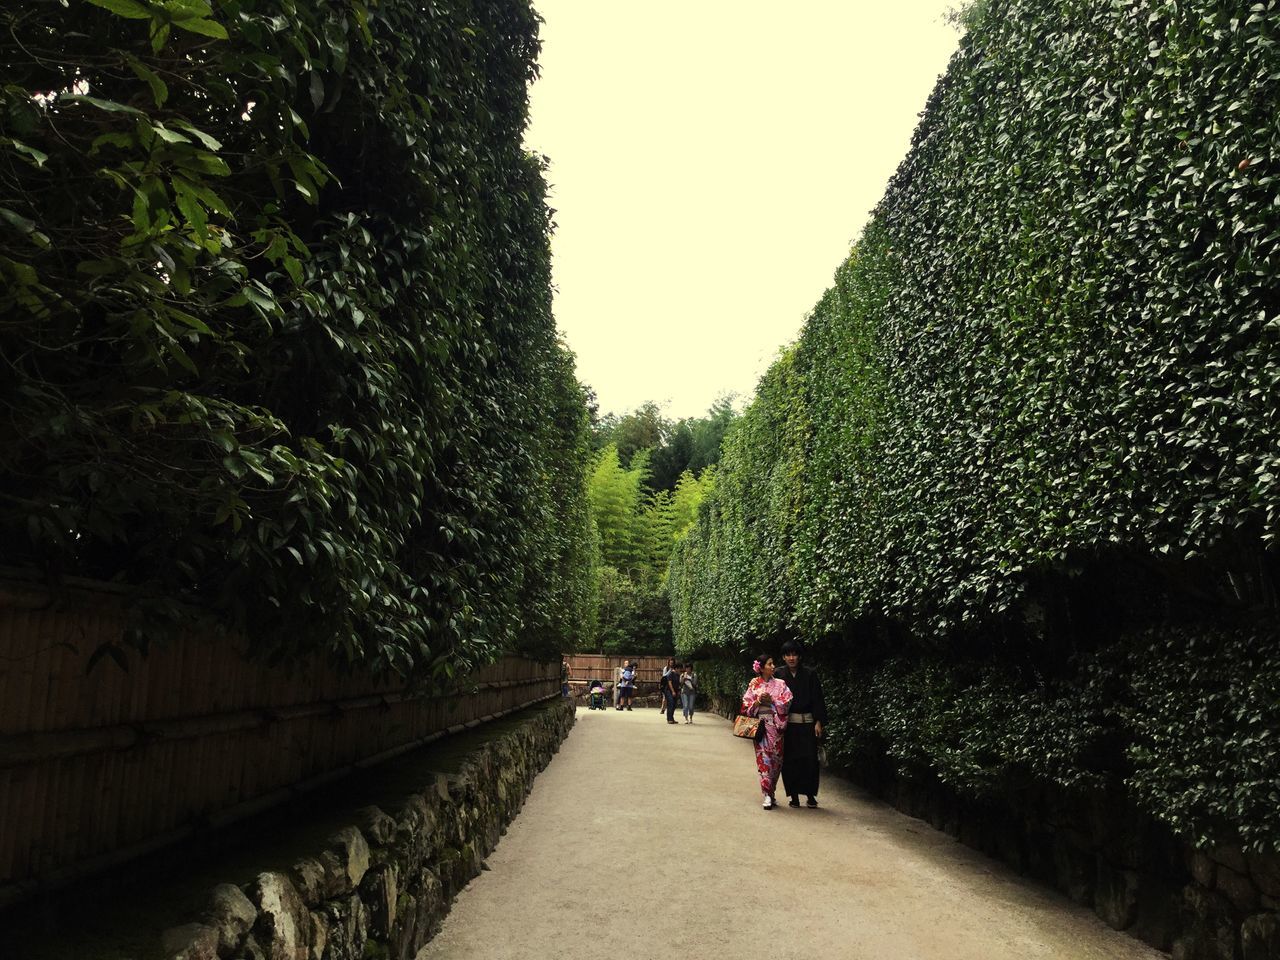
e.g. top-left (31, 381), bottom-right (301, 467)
top-left (670, 0), bottom-right (1280, 851)
top-left (0, 0), bottom-right (595, 675)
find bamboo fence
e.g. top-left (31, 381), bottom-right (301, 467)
top-left (563, 654), bottom-right (675, 696)
top-left (0, 575), bottom-right (558, 905)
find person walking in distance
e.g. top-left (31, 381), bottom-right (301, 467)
top-left (662, 660), bottom-right (680, 724)
top-left (679, 662), bottom-right (698, 723)
top-left (658, 656), bottom-right (676, 715)
top-left (776, 639), bottom-right (828, 808)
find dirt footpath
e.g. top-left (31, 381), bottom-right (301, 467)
top-left (420, 707), bottom-right (1163, 960)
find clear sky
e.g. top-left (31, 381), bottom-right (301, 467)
top-left (525, 1), bottom-right (963, 421)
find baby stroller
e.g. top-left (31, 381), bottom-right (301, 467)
top-left (587, 679), bottom-right (608, 710)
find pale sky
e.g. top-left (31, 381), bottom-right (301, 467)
top-left (526, 2), bottom-right (963, 421)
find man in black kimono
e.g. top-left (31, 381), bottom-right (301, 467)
top-left (776, 639), bottom-right (827, 807)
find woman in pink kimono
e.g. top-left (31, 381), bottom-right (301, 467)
top-left (740, 654), bottom-right (793, 809)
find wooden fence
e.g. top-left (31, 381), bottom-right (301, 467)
top-left (0, 575), bottom-right (558, 906)
top-left (563, 654), bottom-right (676, 699)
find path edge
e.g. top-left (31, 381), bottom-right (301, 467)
top-left (158, 697), bottom-right (577, 960)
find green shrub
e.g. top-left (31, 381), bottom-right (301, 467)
top-left (1123, 624), bottom-right (1280, 851)
top-left (0, 0), bottom-right (594, 672)
top-left (671, 0), bottom-right (1280, 848)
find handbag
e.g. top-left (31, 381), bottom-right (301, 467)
top-left (732, 714), bottom-right (762, 741)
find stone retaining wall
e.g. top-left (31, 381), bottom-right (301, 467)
top-left (160, 698), bottom-right (576, 960)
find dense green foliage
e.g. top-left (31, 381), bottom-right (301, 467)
top-left (818, 620), bottom-right (1280, 851)
top-left (583, 394), bottom-right (732, 653)
top-left (670, 0), bottom-right (1280, 849)
top-left (691, 654), bottom-right (750, 708)
top-left (592, 396), bottom-right (738, 493)
top-left (0, 0), bottom-right (594, 672)
top-left (587, 443), bottom-right (711, 653)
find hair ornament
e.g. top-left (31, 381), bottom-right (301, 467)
top-left (752, 659), bottom-right (762, 674)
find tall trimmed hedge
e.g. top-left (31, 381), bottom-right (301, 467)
top-left (0, 0), bottom-right (594, 672)
top-left (670, 0), bottom-right (1280, 849)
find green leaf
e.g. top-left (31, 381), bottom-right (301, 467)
top-left (66, 95), bottom-right (145, 116)
top-left (172, 175), bottom-right (230, 216)
top-left (150, 21), bottom-right (171, 52)
top-left (131, 187), bottom-right (151, 233)
top-left (0, 207), bottom-right (38, 235)
top-left (238, 285), bottom-right (277, 313)
top-left (176, 152), bottom-right (231, 177)
top-left (151, 124), bottom-right (190, 144)
top-left (165, 339), bottom-right (198, 374)
top-left (125, 54), bottom-right (168, 107)
top-left (85, 0), bottom-right (151, 19)
top-left (170, 121), bottom-right (221, 151)
top-left (173, 16), bottom-right (228, 39)
top-left (158, 0), bottom-right (212, 14)
top-left (4, 138), bottom-right (49, 168)
top-left (166, 307), bottom-right (212, 334)
top-left (172, 180), bottom-right (207, 236)
top-left (90, 132), bottom-right (136, 153)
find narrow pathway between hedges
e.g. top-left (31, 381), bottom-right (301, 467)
top-left (420, 707), bottom-right (1162, 960)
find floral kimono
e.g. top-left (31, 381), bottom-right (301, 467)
top-left (741, 677), bottom-right (793, 797)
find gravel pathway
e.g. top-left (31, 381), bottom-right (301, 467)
top-left (420, 707), bottom-right (1164, 960)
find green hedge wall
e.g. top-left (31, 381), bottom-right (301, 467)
top-left (0, 0), bottom-right (594, 673)
top-left (817, 619), bottom-right (1280, 852)
top-left (670, 0), bottom-right (1280, 850)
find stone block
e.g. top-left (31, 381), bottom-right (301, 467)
top-left (389, 875), bottom-right (442, 960)
top-left (392, 794), bottom-right (434, 870)
top-left (250, 871), bottom-right (312, 960)
top-left (317, 893), bottom-right (367, 960)
top-left (1241, 914), bottom-right (1280, 960)
top-left (356, 806), bottom-right (397, 847)
top-left (1024, 827), bottom-right (1058, 887)
top-left (446, 771), bottom-right (474, 804)
top-left (360, 862), bottom-right (399, 939)
top-left (994, 825), bottom-right (1025, 874)
top-left (1212, 846), bottom-right (1250, 876)
top-left (389, 893), bottom-right (420, 960)
top-left (432, 772), bottom-right (451, 803)
top-left (323, 827), bottom-right (370, 895)
top-left (290, 858), bottom-right (330, 907)
top-left (162, 923), bottom-right (221, 960)
top-left (1083, 792), bottom-right (1119, 851)
top-left (1132, 874), bottom-right (1180, 952)
top-left (1251, 854), bottom-right (1280, 900)
top-left (237, 934), bottom-right (268, 960)
top-left (1053, 836), bottom-right (1094, 906)
top-left (927, 791), bottom-right (946, 832)
top-left (1173, 885), bottom-right (1240, 960)
top-left (959, 814), bottom-right (984, 852)
top-left (1189, 850), bottom-right (1220, 889)
top-left (206, 883), bottom-right (257, 957)
top-left (308, 911), bottom-right (328, 960)
top-left (1094, 858), bottom-right (1140, 931)
top-left (1218, 867), bottom-right (1262, 914)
